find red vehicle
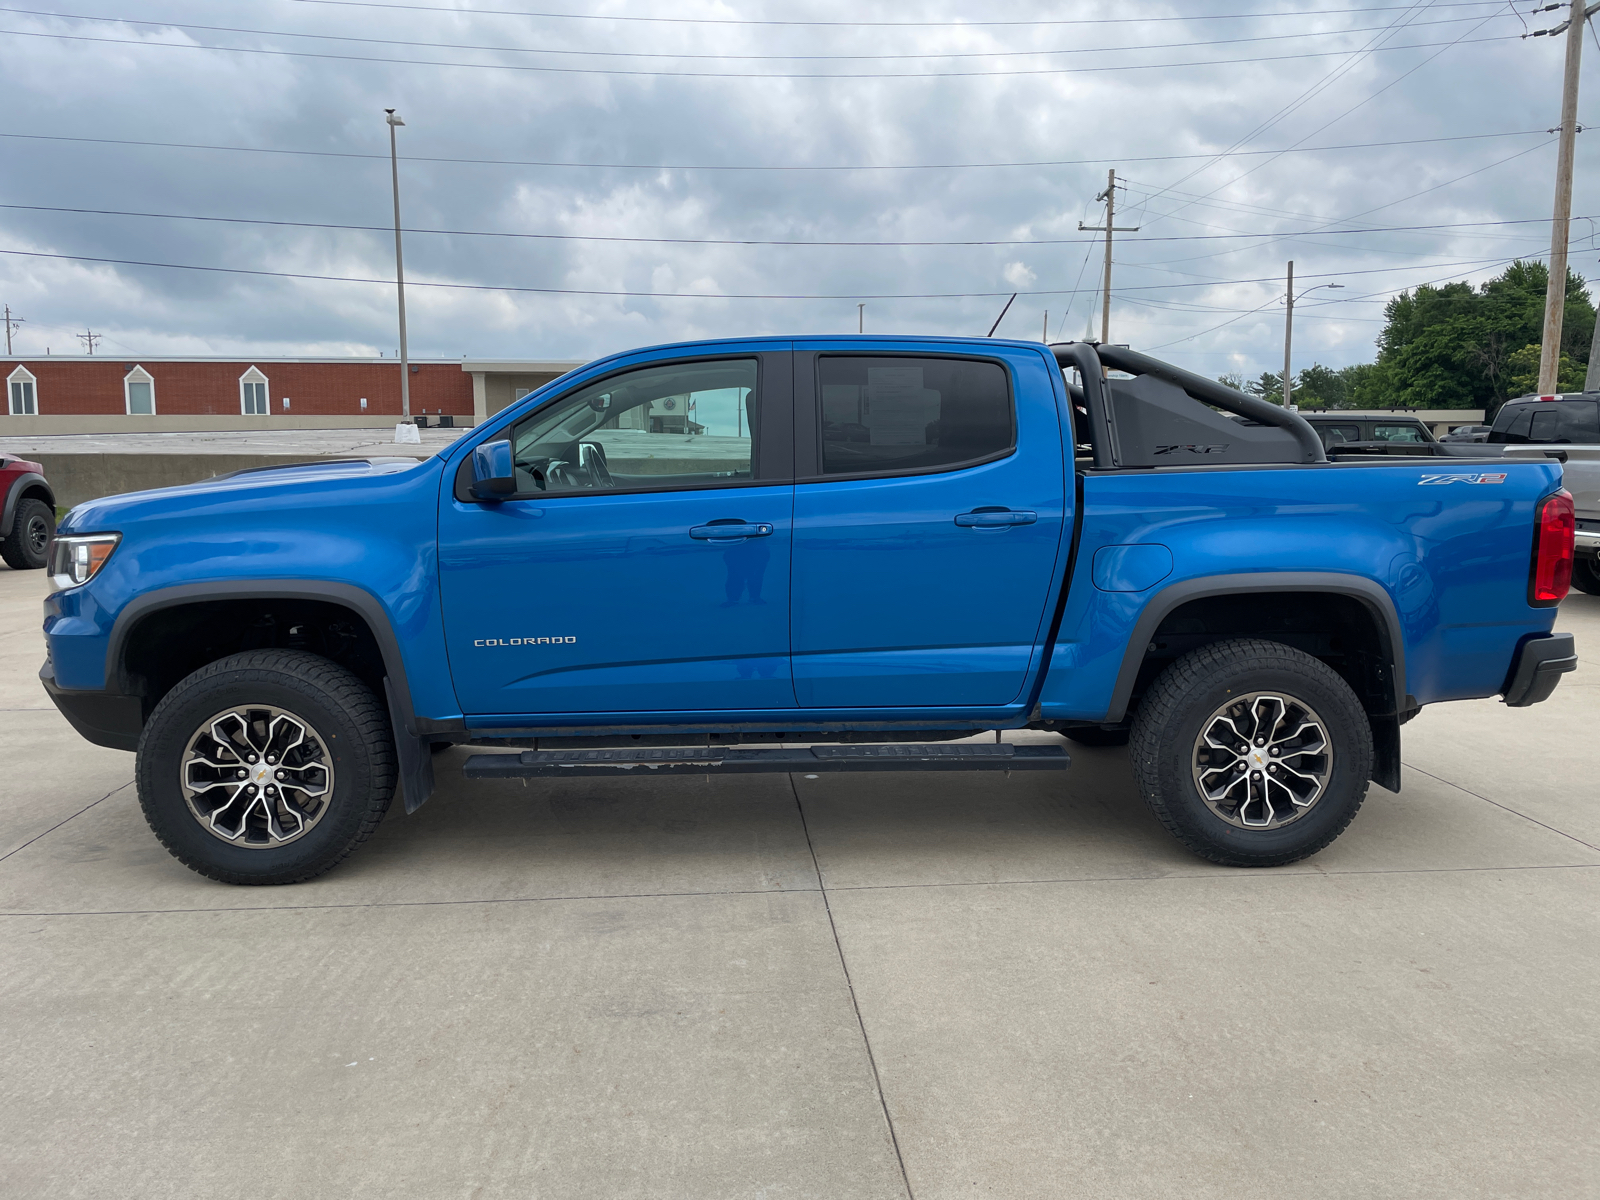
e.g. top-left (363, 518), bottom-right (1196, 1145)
top-left (0, 454), bottom-right (56, 570)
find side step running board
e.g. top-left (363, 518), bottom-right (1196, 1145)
top-left (463, 742), bottom-right (1070, 779)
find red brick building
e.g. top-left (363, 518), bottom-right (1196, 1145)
top-left (3, 357), bottom-right (474, 419)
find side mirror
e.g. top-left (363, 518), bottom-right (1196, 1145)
top-left (471, 441), bottom-right (516, 501)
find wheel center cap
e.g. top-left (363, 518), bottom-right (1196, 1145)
top-left (251, 763), bottom-right (273, 786)
top-left (1249, 747), bottom-right (1268, 770)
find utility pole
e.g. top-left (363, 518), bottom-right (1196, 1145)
top-left (1284, 269), bottom-right (1343, 409)
top-left (1537, 0), bottom-right (1595, 393)
top-left (1587, 291), bottom-right (1600, 390)
top-left (1042, 310), bottom-right (1049, 342)
top-left (76, 329), bottom-right (100, 354)
top-left (858, 302), bottom-right (864, 333)
top-left (1078, 169), bottom-right (1140, 343)
top-left (2, 306), bottom-right (21, 355)
top-left (386, 108), bottom-right (412, 420)
top-left (1284, 261), bottom-right (1295, 408)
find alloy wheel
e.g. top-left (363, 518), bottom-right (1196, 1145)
top-left (1190, 692), bottom-right (1332, 829)
top-left (179, 705), bottom-right (335, 847)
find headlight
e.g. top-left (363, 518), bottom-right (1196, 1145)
top-left (49, 533), bottom-right (121, 589)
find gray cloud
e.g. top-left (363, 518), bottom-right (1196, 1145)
top-left (0, 0), bottom-right (1588, 380)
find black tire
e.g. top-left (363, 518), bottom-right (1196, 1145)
top-left (136, 650), bottom-right (396, 885)
top-left (1060, 725), bottom-right (1130, 747)
top-left (1128, 637), bottom-right (1373, 867)
top-left (1, 498), bottom-right (54, 570)
top-left (1572, 554), bottom-right (1600, 596)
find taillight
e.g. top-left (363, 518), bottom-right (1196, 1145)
top-left (1530, 489), bottom-right (1574, 606)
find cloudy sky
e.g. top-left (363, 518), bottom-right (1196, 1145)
top-left (0, 0), bottom-right (1593, 379)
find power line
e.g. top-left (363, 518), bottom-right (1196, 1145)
top-left (0, 200), bottom-right (1580, 247)
top-left (0, 247), bottom-right (1543, 300)
top-left (1131, 0), bottom-right (1446, 215)
top-left (1136, 2), bottom-right (1509, 231)
top-left (285, 0), bottom-right (1512, 28)
top-left (1143, 253), bottom-right (1528, 348)
top-left (1132, 135), bottom-right (1557, 270)
top-left (0, 127), bottom-right (1549, 173)
top-left (0, 25), bottom-right (1520, 80)
top-left (0, 7), bottom-right (1503, 63)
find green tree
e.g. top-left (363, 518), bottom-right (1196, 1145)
top-left (1246, 371), bottom-right (1284, 405)
top-left (1503, 342), bottom-right (1587, 398)
top-left (1356, 261), bottom-right (1594, 411)
top-left (1293, 362), bottom-right (1371, 409)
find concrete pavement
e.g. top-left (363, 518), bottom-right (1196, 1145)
top-left (1, 563), bottom-right (1595, 1199)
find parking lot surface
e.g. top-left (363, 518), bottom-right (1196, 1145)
top-left (1, 564), bottom-right (1595, 1199)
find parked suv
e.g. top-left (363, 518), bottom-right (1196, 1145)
top-left (1297, 412), bottom-right (1436, 450)
top-left (0, 454), bottom-right (55, 570)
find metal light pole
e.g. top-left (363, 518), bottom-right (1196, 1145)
top-left (385, 108), bottom-right (412, 420)
top-left (1283, 262), bottom-right (1343, 409)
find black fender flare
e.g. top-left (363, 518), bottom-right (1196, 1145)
top-left (1104, 572), bottom-right (1408, 792)
top-left (1104, 571), bottom-right (1408, 724)
top-left (1, 473), bottom-right (54, 539)
top-left (106, 580), bottom-right (439, 812)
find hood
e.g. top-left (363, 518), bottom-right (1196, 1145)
top-left (61, 456), bottom-right (435, 532)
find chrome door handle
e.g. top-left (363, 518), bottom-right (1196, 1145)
top-left (954, 509), bottom-right (1038, 528)
top-left (689, 522), bottom-right (773, 542)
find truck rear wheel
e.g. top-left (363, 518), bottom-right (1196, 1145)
top-left (135, 650), bottom-right (396, 885)
top-left (1128, 638), bottom-right (1373, 867)
top-left (1572, 554), bottom-right (1600, 596)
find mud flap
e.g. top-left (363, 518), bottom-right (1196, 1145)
top-left (384, 677), bottom-right (436, 814)
top-left (1369, 713), bottom-right (1401, 794)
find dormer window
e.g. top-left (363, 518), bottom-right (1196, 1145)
top-left (125, 365), bottom-right (155, 415)
top-left (7, 365), bottom-right (36, 415)
top-left (240, 367), bottom-right (269, 416)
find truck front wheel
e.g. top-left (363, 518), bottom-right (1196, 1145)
top-left (1128, 638), bottom-right (1373, 867)
top-left (135, 650), bottom-right (397, 885)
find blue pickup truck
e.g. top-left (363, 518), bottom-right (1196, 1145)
top-left (39, 337), bottom-right (1578, 885)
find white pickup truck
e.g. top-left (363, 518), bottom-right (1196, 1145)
top-left (1490, 393), bottom-right (1600, 593)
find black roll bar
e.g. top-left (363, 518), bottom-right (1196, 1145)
top-left (1094, 343), bottom-right (1327, 465)
top-left (1049, 341), bottom-right (1116, 469)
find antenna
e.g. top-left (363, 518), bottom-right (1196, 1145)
top-left (986, 293), bottom-right (1018, 337)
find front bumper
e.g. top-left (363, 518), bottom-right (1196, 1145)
top-left (1502, 633), bottom-right (1578, 708)
top-left (40, 657), bottom-right (142, 752)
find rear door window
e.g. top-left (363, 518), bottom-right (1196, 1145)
top-left (817, 355), bottom-right (1015, 476)
top-left (1316, 424), bottom-right (1360, 448)
top-left (1545, 400), bottom-right (1599, 442)
top-left (1372, 423), bottom-right (1427, 442)
top-left (1491, 406), bottom-right (1534, 443)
